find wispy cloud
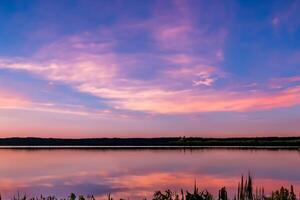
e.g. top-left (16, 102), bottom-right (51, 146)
top-left (1, 31), bottom-right (300, 115)
top-left (0, 89), bottom-right (29, 109)
top-left (0, 0), bottom-right (300, 117)
top-left (269, 76), bottom-right (300, 89)
top-left (3, 49), bottom-right (300, 115)
top-left (271, 1), bottom-right (300, 31)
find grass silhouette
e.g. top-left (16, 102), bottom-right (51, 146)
top-left (5, 175), bottom-right (298, 200)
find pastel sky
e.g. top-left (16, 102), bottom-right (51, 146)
top-left (0, 0), bottom-right (300, 138)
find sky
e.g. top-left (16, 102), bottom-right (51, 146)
top-left (0, 0), bottom-right (299, 138)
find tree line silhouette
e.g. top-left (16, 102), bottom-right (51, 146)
top-left (0, 137), bottom-right (300, 147)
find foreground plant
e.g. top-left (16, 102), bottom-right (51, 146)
top-left (5, 175), bottom-right (298, 200)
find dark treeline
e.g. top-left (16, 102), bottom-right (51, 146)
top-left (0, 137), bottom-right (300, 147)
top-left (7, 175), bottom-right (299, 200)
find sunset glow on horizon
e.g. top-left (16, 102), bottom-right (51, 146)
top-left (0, 0), bottom-right (300, 137)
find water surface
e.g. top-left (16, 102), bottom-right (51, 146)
top-left (0, 149), bottom-right (299, 199)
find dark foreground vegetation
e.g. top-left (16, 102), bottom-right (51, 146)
top-left (0, 137), bottom-right (300, 148)
top-left (7, 175), bottom-right (299, 200)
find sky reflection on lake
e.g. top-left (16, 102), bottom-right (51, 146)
top-left (0, 149), bottom-right (299, 199)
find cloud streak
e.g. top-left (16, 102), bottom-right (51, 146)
top-left (0, 89), bottom-right (29, 109)
top-left (0, 0), bottom-right (299, 118)
top-left (2, 50), bottom-right (300, 115)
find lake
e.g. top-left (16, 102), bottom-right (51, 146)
top-left (0, 149), bottom-right (299, 199)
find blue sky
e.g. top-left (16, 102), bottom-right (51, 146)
top-left (0, 0), bottom-right (299, 137)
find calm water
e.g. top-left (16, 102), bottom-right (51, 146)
top-left (0, 149), bottom-right (300, 199)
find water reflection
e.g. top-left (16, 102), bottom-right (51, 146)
top-left (0, 149), bottom-right (299, 199)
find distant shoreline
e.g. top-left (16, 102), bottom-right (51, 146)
top-left (0, 145), bottom-right (299, 150)
top-left (0, 137), bottom-right (299, 149)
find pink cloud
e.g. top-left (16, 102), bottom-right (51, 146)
top-left (0, 89), bottom-right (29, 109)
top-left (271, 1), bottom-right (300, 31)
top-left (193, 77), bottom-right (215, 86)
top-left (152, 0), bottom-right (227, 52)
top-left (162, 54), bottom-right (223, 87)
top-left (1, 34), bottom-right (300, 115)
top-left (154, 24), bottom-right (193, 50)
top-left (0, 87), bottom-right (117, 118)
top-left (109, 85), bottom-right (300, 114)
top-left (269, 76), bottom-right (300, 88)
top-left (163, 65), bottom-right (217, 79)
top-left (0, 2), bottom-right (299, 116)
